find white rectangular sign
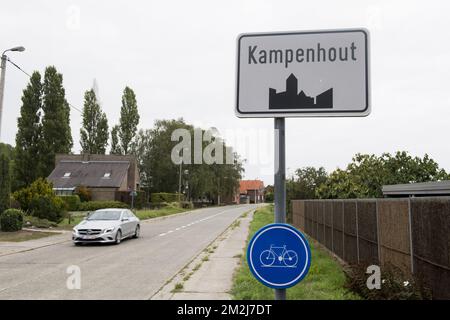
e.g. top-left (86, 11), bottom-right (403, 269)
top-left (235, 29), bottom-right (370, 118)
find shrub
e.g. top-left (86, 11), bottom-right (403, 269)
top-left (58, 195), bottom-right (81, 211)
top-left (134, 191), bottom-right (147, 209)
top-left (75, 186), bottom-right (91, 202)
top-left (78, 200), bottom-right (128, 211)
top-left (151, 192), bottom-right (184, 203)
top-left (13, 178), bottom-right (54, 212)
top-left (13, 178), bottom-right (66, 222)
top-left (345, 263), bottom-right (432, 300)
top-left (264, 192), bottom-right (274, 202)
top-left (0, 209), bottom-right (24, 232)
top-left (28, 196), bottom-right (65, 222)
top-left (23, 215), bottom-right (58, 228)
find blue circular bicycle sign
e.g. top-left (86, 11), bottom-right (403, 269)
top-left (247, 223), bottom-right (311, 289)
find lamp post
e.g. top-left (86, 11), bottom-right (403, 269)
top-left (0, 46), bottom-right (25, 141)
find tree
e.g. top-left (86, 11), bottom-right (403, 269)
top-left (129, 118), bottom-right (244, 203)
top-left (119, 86), bottom-right (140, 154)
top-left (14, 71), bottom-right (43, 189)
top-left (40, 66), bottom-right (73, 177)
top-left (130, 129), bottom-right (152, 193)
top-left (317, 151), bottom-right (450, 199)
top-left (0, 154), bottom-right (11, 213)
top-left (80, 89), bottom-right (109, 154)
top-left (110, 125), bottom-right (122, 155)
top-left (289, 167), bottom-right (328, 199)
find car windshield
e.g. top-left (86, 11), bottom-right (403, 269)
top-left (87, 210), bottom-right (122, 221)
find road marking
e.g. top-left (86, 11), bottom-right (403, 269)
top-left (157, 207), bottom-right (248, 238)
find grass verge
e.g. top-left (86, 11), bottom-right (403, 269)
top-left (135, 206), bottom-right (189, 220)
top-left (231, 204), bottom-right (360, 300)
top-left (0, 230), bottom-right (60, 242)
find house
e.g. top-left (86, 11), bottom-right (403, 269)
top-left (47, 154), bottom-right (140, 202)
top-left (239, 180), bottom-right (265, 204)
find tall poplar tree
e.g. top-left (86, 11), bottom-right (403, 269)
top-left (40, 66), bottom-right (73, 176)
top-left (14, 71), bottom-right (43, 189)
top-left (119, 86), bottom-right (139, 154)
top-left (110, 125), bottom-right (122, 155)
top-left (80, 89), bottom-right (109, 154)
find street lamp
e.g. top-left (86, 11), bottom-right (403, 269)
top-left (0, 46), bottom-right (26, 141)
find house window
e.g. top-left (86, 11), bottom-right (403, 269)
top-left (63, 172), bottom-right (71, 178)
top-left (103, 172), bottom-right (111, 178)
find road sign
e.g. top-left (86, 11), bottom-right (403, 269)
top-left (235, 28), bottom-right (370, 117)
top-left (247, 223), bottom-right (311, 289)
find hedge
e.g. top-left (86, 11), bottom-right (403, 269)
top-left (0, 209), bottom-right (24, 232)
top-left (78, 200), bottom-right (128, 211)
top-left (151, 192), bottom-right (184, 203)
top-left (57, 195), bottom-right (81, 211)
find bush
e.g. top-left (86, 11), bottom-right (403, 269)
top-left (23, 215), bottom-right (58, 228)
top-left (13, 178), bottom-right (66, 222)
top-left (29, 196), bottom-right (65, 222)
top-left (264, 192), bottom-right (274, 202)
top-left (58, 195), bottom-right (81, 211)
top-left (13, 178), bottom-right (54, 212)
top-left (75, 186), bottom-right (91, 202)
top-left (134, 191), bottom-right (147, 209)
top-left (345, 263), bottom-right (432, 300)
top-left (151, 192), bottom-right (184, 203)
top-left (0, 209), bottom-right (24, 232)
top-left (78, 200), bottom-right (128, 211)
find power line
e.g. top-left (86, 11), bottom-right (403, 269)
top-left (6, 57), bottom-right (83, 113)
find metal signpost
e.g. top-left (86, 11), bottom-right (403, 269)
top-left (235, 29), bottom-right (370, 300)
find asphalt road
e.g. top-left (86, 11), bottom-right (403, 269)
top-left (0, 204), bottom-right (257, 299)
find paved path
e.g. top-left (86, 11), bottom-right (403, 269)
top-left (0, 204), bottom-right (257, 299)
top-left (159, 209), bottom-right (255, 300)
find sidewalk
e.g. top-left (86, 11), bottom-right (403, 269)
top-left (0, 230), bottom-right (71, 257)
top-left (152, 209), bottom-right (256, 300)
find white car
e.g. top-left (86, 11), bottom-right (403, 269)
top-left (72, 208), bottom-right (140, 245)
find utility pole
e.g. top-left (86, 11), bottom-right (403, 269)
top-left (0, 54), bottom-right (7, 141)
top-left (0, 46), bottom-right (25, 141)
top-left (178, 148), bottom-right (183, 203)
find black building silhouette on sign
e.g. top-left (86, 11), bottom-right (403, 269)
top-left (269, 73), bottom-right (333, 109)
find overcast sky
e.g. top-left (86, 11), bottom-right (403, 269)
top-left (1, 0), bottom-right (450, 185)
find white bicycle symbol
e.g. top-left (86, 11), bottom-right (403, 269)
top-left (259, 245), bottom-right (298, 268)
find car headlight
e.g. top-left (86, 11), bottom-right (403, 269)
top-left (72, 228), bottom-right (77, 233)
top-left (104, 227), bottom-right (115, 233)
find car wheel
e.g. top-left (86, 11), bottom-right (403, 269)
top-left (133, 225), bottom-right (140, 238)
top-left (115, 230), bottom-right (122, 245)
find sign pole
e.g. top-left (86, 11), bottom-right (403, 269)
top-left (274, 117), bottom-right (286, 300)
